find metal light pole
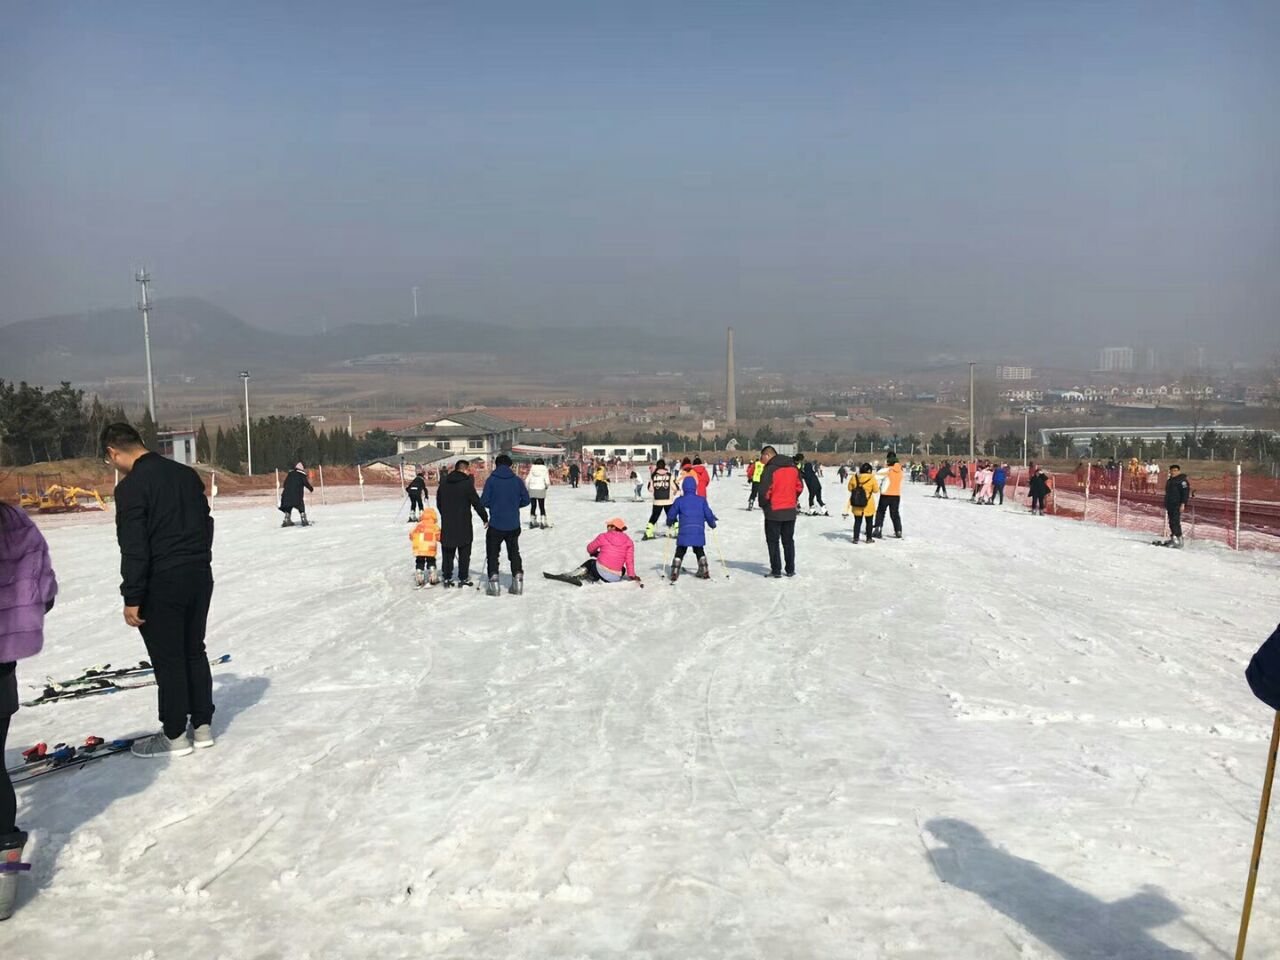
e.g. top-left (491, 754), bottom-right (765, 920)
top-left (1023, 408), bottom-right (1029, 471)
top-left (968, 362), bottom-right (976, 463)
top-left (240, 371), bottom-right (253, 475)
top-left (136, 269), bottom-right (157, 419)
top-left (412, 286), bottom-right (419, 319)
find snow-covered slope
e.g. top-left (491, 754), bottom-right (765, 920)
top-left (8, 477), bottom-right (1280, 958)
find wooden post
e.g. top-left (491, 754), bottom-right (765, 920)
top-left (319, 463), bottom-right (326, 505)
top-left (1235, 463), bottom-right (1242, 551)
top-left (1236, 712), bottom-right (1280, 959)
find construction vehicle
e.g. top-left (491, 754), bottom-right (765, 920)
top-left (19, 483), bottom-right (107, 513)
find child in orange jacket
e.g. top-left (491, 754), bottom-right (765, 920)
top-left (409, 498), bottom-right (442, 587)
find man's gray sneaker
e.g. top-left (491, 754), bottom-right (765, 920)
top-left (131, 732), bottom-right (193, 759)
top-left (192, 725), bottom-right (215, 749)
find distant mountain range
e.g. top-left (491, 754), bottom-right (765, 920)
top-left (0, 298), bottom-right (716, 384)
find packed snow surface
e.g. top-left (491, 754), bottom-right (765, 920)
top-left (7, 477), bottom-right (1280, 959)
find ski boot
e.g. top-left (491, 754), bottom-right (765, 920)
top-left (1170, 537), bottom-right (1184, 549)
top-left (299, 514), bottom-right (310, 527)
top-left (414, 568), bottom-right (426, 588)
top-left (0, 830), bottom-right (30, 921)
top-left (509, 573), bottom-right (524, 596)
top-left (459, 579), bottom-right (474, 589)
top-left (530, 518), bottom-right (539, 530)
top-left (669, 522), bottom-right (679, 539)
top-left (669, 557), bottom-right (682, 583)
top-left (696, 556), bottom-right (711, 580)
top-left (428, 568), bottom-right (440, 586)
top-left (281, 517), bottom-right (295, 528)
top-left (486, 576), bottom-right (501, 597)
top-left (643, 522), bottom-right (656, 541)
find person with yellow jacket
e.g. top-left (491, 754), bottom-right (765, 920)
top-left (409, 498), bottom-right (442, 587)
top-left (848, 462), bottom-right (878, 544)
top-left (872, 451), bottom-right (905, 540)
top-left (746, 458), bottom-right (766, 510)
top-left (593, 463), bottom-right (610, 503)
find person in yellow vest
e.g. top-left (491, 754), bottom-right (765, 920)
top-left (408, 494), bottom-right (442, 587)
top-left (746, 458), bottom-right (766, 510)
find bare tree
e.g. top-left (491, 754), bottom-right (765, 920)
top-left (1180, 372), bottom-right (1211, 442)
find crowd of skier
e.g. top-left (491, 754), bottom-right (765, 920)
top-left (0, 423), bottom-right (1217, 919)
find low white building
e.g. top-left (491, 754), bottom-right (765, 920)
top-left (393, 410), bottom-right (523, 466)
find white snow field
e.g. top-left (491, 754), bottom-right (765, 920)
top-left (7, 476), bottom-right (1280, 959)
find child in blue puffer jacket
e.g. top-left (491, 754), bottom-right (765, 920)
top-left (666, 475), bottom-right (717, 582)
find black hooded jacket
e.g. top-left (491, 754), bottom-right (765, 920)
top-left (436, 469), bottom-right (488, 546)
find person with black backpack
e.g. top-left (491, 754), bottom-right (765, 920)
top-left (848, 463), bottom-right (878, 544)
top-left (644, 460), bottom-right (675, 540)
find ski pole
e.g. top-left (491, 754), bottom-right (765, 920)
top-left (660, 531), bottom-right (672, 578)
top-left (1235, 710), bottom-right (1280, 960)
top-left (394, 492), bottom-right (409, 522)
top-left (711, 528), bottom-right (730, 579)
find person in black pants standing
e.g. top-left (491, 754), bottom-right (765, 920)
top-left (1162, 464), bottom-right (1191, 548)
top-left (933, 462), bottom-right (953, 498)
top-left (758, 445), bottom-right (804, 578)
top-left (103, 422), bottom-right (216, 759)
top-left (480, 454), bottom-right (531, 595)
top-left (435, 459), bottom-right (488, 587)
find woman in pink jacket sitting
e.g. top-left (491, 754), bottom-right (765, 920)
top-left (547, 518), bottom-right (637, 584)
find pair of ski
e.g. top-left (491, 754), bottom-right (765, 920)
top-left (542, 572), bottom-right (644, 589)
top-left (8, 736), bottom-right (137, 785)
top-left (23, 654), bottom-right (231, 707)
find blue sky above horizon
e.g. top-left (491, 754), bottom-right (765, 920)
top-left (1, 2), bottom-right (1277, 360)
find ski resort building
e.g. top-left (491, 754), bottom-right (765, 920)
top-left (581, 443), bottom-right (663, 464)
top-left (392, 410), bottom-right (523, 466)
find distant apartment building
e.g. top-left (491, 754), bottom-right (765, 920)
top-left (1098, 347), bottom-right (1135, 372)
top-left (996, 365), bottom-right (1034, 381)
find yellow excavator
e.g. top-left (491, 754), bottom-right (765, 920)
top-left (19, 484), bottom-right (107, 513)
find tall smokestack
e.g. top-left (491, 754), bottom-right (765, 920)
top-left (726, 326), bottom-right (737, 425)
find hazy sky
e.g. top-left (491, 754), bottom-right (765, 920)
top-left (2, 2), bottom-right (1277, 358)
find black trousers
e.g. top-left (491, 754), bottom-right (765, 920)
top-left (748, 481), bottom-right (760, 506)
top-left (138, 564), bottom-right (215, 740)
top-left (1031, 493), bottom-right (1046, 511)
top-left (530, 496), bottom-right (546, 517)
top-left (594, 480), bottom-right (610, 501)
top-left (647, 504), bottom-right (673, 525)
top-left (0, 715), bottom-right (11, 836)
top-left (408, 491), bottom-right (424, 512)
top-left (807, 484), bottom-right (825, 508)
top-left (853, 515), bottom-right (873, 541)
top-left (934, 479), bottom-right (949, 497)
top-left (486, 527), bottom-right (523, 577)
top-left (1167, 506), bottom-right (1183, 538)
top-left (993, 483), bottom-right (1005, 505)
top-left (764, 519), bottom-right (796, 575)
top-left (414, 555), bottom-right (437, 571)
top-left (673, 545), bottom-right (706, 561)
top-left (874, 494), bottom-right (902, 535)
top-left (441, 542), bottom-right (472, 582)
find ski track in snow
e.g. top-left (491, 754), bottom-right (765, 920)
top-left (6, 478), bottom-right (1280, 958)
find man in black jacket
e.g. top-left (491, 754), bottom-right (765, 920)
top-left (435, 459), bottom-right (488, 587)
top-left (405, 467), bottom-right (427, 522)
top-left (279, 462), bottom-right (313, 527)
top-left (103, 423), bottom-right (215, 759)
top-left (1161, 464), bottom-right (1191, 548)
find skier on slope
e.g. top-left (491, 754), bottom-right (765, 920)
top-left (849, 462), bottom-right (878, 544)
top-left (872, 451), bottom-right (904, 539)
top-left (933, 461), bottom-right (953, 498)
top-left (408, 492), bottom-right (442, 586)
top-left (405, 467), bottom-right (427, 522)
top-left (758, 445), bottom-right (803, 578)
top-left (526, 458), bottom-right (551, 528)
top-left (1028, 467), bottom-right (1052, 515)
top-left (102, 422), bottom-right (217, 758)
top-left (746, 457), bottom-right (765, 510)
top-left (481, 454), bottom-right (531, 595)
top-left (0, 499), bottom-right (58, 920)
top-left (546, 519), bottom-right (637, 585)
top-left (593, 463), bottom-right (610, 502)
top-left (1159, 464), bottom-right (1191, 548)
top-left (280, 462), bottom-right (313, 527)
top-left (667, 475), bottom-right (718, 582)
top-left (436, 459), bottom-right (488, 587)
top-left (801, 459), bottom-right (828, 515)
top-left (644, 459), bottom-right (676, 540)
top-left (568, 462), bottom-right (580, 489)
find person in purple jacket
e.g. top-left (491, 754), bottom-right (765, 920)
top-left (0, 500), bottom-right (58, 921)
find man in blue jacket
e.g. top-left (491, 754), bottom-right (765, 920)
top-left (480, 454), bottom-right (530, 595)
top-left (991, 463), bottom-right (1007, 506)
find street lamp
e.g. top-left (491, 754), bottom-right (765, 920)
top-left (240, 371), bottom-right (253, 475)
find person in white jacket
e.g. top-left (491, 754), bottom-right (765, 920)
top-left (526, 458), bottom-right (552, 528)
